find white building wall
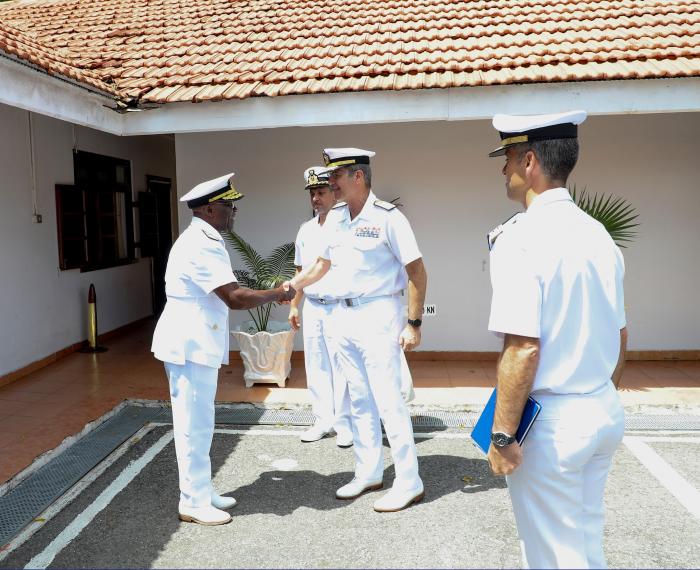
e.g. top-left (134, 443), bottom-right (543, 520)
top-left (175, 111), bottom-right (700, 352)
top-left (0, 102), bottom-right (176, 377)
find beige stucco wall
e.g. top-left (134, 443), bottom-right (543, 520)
top-left (174, 111), bottom-right (699, 352)
top-left (0, 102), bottom-right (177, 377)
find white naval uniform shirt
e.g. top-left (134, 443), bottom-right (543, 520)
top-left (152, 217), bottom-right (237, 368)
top-left (294, 216), bottom-right (336, 299)
top-left (488, 188), bottom-right (626, 395)
top-left (318, 191), bottom-right (421, 298)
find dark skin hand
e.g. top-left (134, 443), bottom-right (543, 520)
top-left (192, 202), bottom-right (296, 308)
top-left (215, 282), bottom-right (295, 310)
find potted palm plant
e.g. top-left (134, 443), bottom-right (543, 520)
top-left (223, 231), bottom-right (297, 388)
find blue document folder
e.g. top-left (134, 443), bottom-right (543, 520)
top-left (470, 389), bottom-right (542, 454)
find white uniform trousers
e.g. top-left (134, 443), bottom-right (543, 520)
top-left (165, 360), bottom-right (219, 509)
top-left (303, 298), bottom-right (352, 436)
top-left (506, 382), bottom-right (625, 569)
top-left (330, 296), bottom-right (421, 491)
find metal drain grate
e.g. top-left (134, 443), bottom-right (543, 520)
top-left (214, 407), bottom-right (315, 426)
top-left (1, 403), bottom-right (699, 549)
top-left (625, 414), bottom-right (700, 431)
top-left (0, 406), bottom-right (165, 547)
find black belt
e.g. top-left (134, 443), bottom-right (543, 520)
top-left (307, 292), bottom-right (402, 307)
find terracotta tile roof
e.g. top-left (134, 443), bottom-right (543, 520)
top-left (1, 0), bottom-right (699, 105)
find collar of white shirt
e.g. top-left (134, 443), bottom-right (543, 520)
top-left (526, 187), bottom-right (573, 213)
top-left (344, 190), bottom-right (378, 223)
top-left (190, 216), bottom-right (224, 242)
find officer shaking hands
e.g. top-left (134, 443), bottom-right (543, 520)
top-left (152, 173), bottom-right (295, 526)
top-left (485, 111), bottom-right (627, 568)
top-left (285, 148), bottom-right (428, 512)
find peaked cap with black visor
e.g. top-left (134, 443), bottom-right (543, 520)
top-left (180, 172), bottom-right (244, 208)
top-left (488, 110), bottom-right (587, 158)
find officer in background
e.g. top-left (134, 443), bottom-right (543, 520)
top-left (288, 166), bottom-right (353, 447)
top-left (286, 148), bottom-right (428, 512)
top-left (152, 173), bottom-right (295, 526)
top-left (485, 111), bottom-right (627, 568)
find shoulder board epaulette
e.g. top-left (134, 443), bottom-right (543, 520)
top-left (487, 213), bottom-right (521, 251)
top-left (202, 229), bottom-right (221, 242)
top-left (374, 199), bottom-right (396, 211)
top-left (332, 202), bottom-right (348, 210)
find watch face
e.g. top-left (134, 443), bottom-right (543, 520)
top-left (492, 432), bottom-right (514, 447)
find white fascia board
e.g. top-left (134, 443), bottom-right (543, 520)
top-left (125, 77), bottom-right (700, 135)
top-left (0, 55), bottom-right (124, 135)
top-left (446, 78), bottom-right (700, 120)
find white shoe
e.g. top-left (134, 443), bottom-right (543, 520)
top-left (300, 425), bottom-right (332, 443)
top-left (335, 478), bottom-right (383, 500)
top-left (373, 485), bottom-right (425, 512)
top-left (336, 432), bottom-right (354, 448)
top-left (178, 505), bottom-right (232, 525)
top-left (212, 494), bottom-right (237, 510)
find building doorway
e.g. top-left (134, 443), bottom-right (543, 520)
top-left (139, 176), bottom-right (173, 315)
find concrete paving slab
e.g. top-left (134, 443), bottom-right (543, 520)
top-left (1, 427), bottom-right (699, 569)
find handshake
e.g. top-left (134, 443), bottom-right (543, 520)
top-left (275, 280), bottom-right (296, 303)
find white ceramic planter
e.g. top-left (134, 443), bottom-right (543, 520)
top-left (231, 320), bottom-right (296, 388)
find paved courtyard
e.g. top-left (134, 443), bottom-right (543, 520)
top-left (1, 419), bottom-right (699, 569)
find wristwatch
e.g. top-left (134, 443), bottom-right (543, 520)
top-left (407, 318), bottom-right (422, 328)
top-left (491, 431), bottom-right (516, 448)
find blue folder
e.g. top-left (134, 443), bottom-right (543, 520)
top-left (470, 388), bottom-right (542, 454)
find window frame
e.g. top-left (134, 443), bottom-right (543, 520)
top-left (55, 151), bottom-right (137, 272)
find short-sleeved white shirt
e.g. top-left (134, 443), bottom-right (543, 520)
top-left (488, 188), bottom-right (626, 395)
top-left (294, 216), bottom-right (336, 299)
top-left (318, 191), bottom-right (422, 298)
top-left (152, 217), bottom-right (237, 368)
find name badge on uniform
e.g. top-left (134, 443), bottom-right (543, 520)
top-left (487, 213), bottom-right (521, 251)
top-left (355, 226), bottom-right (381, 239)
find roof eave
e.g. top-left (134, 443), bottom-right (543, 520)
top-left (3, 53), bottom-right (699, 137)
top-left (0, 53), bottom-right (125, 135)
top-left (125, 76), bottom-right (700, 136)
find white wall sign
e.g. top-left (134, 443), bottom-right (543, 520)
top-left (423, 304), bottom-right (437, 317)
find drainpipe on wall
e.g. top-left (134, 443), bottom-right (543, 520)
top-left (27, 111), bottom-right (41, 224)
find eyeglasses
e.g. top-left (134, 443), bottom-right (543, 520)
top-left (214, 201), bottom-right (235, 209)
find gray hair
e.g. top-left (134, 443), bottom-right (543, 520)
top-left (513, 138), bottom-right (579, 184)
top-left (347, 164), bottom-right (372, 187)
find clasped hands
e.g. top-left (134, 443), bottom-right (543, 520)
top-left (277, 280), bottom-right (296, 304)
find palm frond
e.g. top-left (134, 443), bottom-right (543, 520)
top-left (223, 231), bottom-right (268, 283)
top-left (264, 242), bottom-right (296, 283)
top-left (232, 269), bottom-right (257, 290)
top-left (223, 232), bottom-right (296, 332)
top-left (569, 185), bottom-right (639, 248)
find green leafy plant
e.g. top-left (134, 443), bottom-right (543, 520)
top-left (570, 185), bottom-right (640, 247)
top-left (223, 231), bottom-right (296, 332)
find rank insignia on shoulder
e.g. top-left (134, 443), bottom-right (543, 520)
top-left (374, 199), bottom-right (396, 211)
top-left (487, 213), bottom-right (521, 251)
top-left (202, 229), bottom-right (221, 242)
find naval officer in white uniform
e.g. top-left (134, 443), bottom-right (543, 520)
top-left (285, 148), bottom-right (428, 512)
top-left (288, 166), bottom-right (353, 447)
top-left (152, 173), bottom-right (295, 526)
top-left (485, 111), bottom-right (627, 568)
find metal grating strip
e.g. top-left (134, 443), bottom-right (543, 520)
top-left (0, 406), bottom-right (164, 547)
